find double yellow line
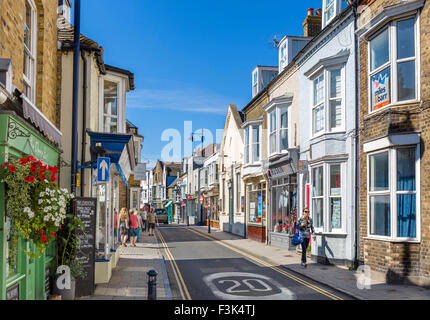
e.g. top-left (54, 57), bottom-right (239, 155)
top-left (156, 229), bottom-right (192, 300)
top-left (187, 228), bottom-right (343, 300)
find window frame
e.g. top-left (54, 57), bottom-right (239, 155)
top-left (311, 66), bottom-right (345, 138)
top-left (23, 0), bottom-right (37, 103)
top-left (243, 123), bottom-right (262, 166)
top-left (267, 104), bottom-right (291, 157)
top-left (310, 162), bottom-right (346, 234)
top-left (367, 14), bottom-right (420, 114)
top-left (99, 74), bottom-right (125, 133)
top-left (366, 145), bottom-right (420, 242)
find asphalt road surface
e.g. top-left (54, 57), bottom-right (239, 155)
top-left (156, 225), bottom-right (354, 300)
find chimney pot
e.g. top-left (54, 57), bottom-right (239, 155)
top-left (307, 8), bottom-right (314, 16)
top-left (316, 8), bottom-right (322, 16)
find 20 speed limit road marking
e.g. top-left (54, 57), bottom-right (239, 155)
top-left (186, 227), bottom-right (343, 301)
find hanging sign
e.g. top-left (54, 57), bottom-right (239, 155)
top-left (199, 194), bottom-right (204, 204)
top-left (97, 157), bottom-right (110, 182)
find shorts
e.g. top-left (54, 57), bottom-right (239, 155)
top-left (129, 228), bottom-right (137, 237)
top-left (149, 223), bottom-right (155, 229)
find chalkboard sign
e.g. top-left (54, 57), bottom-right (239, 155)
top-left (73, 197), bottom-right (97, 298)
top-left (6, 283), bottom-right (19, 300)
top-left (45, 267), bottom-right (52, 297)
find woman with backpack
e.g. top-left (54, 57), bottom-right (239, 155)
top-left (297, 208), bottom-right (316, 268)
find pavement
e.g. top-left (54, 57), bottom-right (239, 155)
top-left (188, 225), bottom-right (430, 300)
top-left (79, 229), bottom-right (172, 300)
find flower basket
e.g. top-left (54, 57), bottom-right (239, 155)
top-left (0, 156), bottom-right (74, 259)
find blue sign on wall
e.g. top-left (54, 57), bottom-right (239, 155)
top-left (97, 157), bottom-right (110, 182)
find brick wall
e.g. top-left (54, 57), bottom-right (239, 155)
top-left (0, 0), bottom-right (58, 124)
top-left (358, 0), bottom-right (430, 285)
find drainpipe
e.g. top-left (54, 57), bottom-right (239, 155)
top-left (351, 1), bottom-right (360, 269)
top-left (71, 0), bottom-right (81, 195)
top-left (80, 50), bottom-right (87, 197)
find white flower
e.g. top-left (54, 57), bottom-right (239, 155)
top-left (24, 207), bottom-right (30, 213)
top-left (28, 211), bottom-right (34, 219)
top-left (40, 192), bottom-right (45, 197)
top-left (44, 215), bottom-right (49, 221)
top-left (38, 199), bottom-right (43, 205)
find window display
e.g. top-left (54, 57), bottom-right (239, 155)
top-left (248, 183), bottom-right (266, 223)
top-left (271, 175), bottom-right (297, 235)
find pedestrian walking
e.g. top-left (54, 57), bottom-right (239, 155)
top-left (119, 208), bottom-right (129, 247)
top-left (148, 208), bottom-right (157, 236)
top-left (129, 209), bottom-right (139, 247)
top-left (141, 206), bottom-right (148, 232)
top-left (297, 208), bottom-right (316, 268)
top-left (135, 210), bottom-right (144, 242)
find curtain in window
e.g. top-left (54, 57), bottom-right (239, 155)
top-left (397, 148), bottom-right (416, 238)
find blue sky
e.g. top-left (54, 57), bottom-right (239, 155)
top-left (76, 0), bottom-right (323, 169)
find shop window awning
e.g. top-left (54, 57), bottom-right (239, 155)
top-left (87, 130), bottom-right (136, 186)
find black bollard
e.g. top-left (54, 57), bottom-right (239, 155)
top-left (147, 269), bottom-right (158, 300)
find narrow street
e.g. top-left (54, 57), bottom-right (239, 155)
top-left (156, 225), bottom-right (353, 300)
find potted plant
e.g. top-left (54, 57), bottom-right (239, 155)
top-left (54, 213), bottom-right (86, 300)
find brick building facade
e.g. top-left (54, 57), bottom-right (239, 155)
top-left (356, 0), bottom-right (430, 285)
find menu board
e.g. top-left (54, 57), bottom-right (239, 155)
top-left (73, 197), bottom-right (97, 298)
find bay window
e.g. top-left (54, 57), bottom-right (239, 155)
top-left (369, 16), bottom-right (418, 112)
top-left (268, 105), bottom-right (290, 156)
top-left (312, 67), bottom-right (344, 136)
top-left (23, 0), bottom-right (36, 103)
top-left (368, 146), bottom-right (418, 239)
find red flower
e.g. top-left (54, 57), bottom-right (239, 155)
top-left (52, 232), bottom-right (56, 238)
top-left (41, 235), bottom-right (47, 243)
top-left (52, 183), bottom-right (57, 187)
top-left (27, 156), bottom-right (36, 162)
top-left (41, 165), bottom-right (47, 172)
top-left (51, 174), bottom-right (58, 182)
top-left (28, 176), bottom-right (35, 183)
top-left (39, 229), bottom-right (43, 234)
top-left (59, 225), bottom-right (62, 230)
top-left (3, 162), bottom-right (8, 167)
top-left (30, 166), bottom-right (37, 174)
top-left (8, 166), bottom-right (16, 173)
top-left (20, 158), bottom-right (28, 165)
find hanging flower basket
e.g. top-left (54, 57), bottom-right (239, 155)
top-left (0, 156), bottom-right (74, 259)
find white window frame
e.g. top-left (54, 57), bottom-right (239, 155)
top-left (23, 0), bottom-right (37, 103)
top-left (310, 162), bottom-right (346, 234)
top-left (243, 123), bottom-right (262, 166)
top-left (366, 145), bottom-right (420, 242)
top-left (367, 13), bottom-right (420, 114)
top-left (268, 105), bottom-right (291, 157)
top-left (99, 74), bottom-right (125, 133)
top-left (311, 66), bottom-right (346, 138)
top-left (252, 70), bottom-right (258, 97)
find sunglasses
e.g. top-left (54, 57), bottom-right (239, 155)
top-left (304, 211), bottom-right (310, 213)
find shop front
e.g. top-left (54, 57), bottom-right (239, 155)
top-left (268, 150), bottom-right (299, 250)
top-left (245, 176), bottom-right (268, 243)
top-left (0, 111), bottom-right (62, 300)
top-left (87, 131), bottom-right (135, 284)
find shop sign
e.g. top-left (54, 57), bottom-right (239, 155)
top-left (371, 69), bottom-right (390, 110)
top-left (134, 163), bottom-right (147, 181)
top-left (6, 283), bottom-right (19, 300)
top-left (298, 160), bottom-right (309, 174)
top-left (270, 163), bottom-right (295, 178)
top-left (199, 194), bottom-right (204, 204)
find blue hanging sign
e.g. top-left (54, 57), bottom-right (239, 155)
top-left (97, 157), bottom-right (110, 182)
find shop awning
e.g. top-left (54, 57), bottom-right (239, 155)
top-left (87, 130), bottom-right (136, 186)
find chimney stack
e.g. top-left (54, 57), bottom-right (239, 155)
top-left (316, 8), bottom-right (322, 16)
top-left (303, 7), bottom-right (322, 37)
